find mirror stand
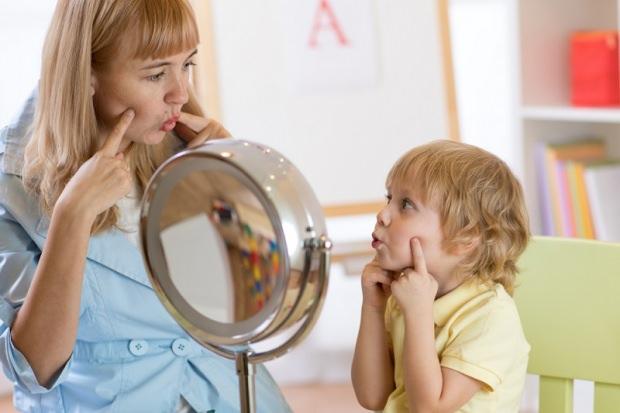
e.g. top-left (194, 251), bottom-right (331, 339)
top-left (208, 236), bottom-right (331, 413)
top-left (141, 140), bottom-right (333, 413)
top-left (236, 352), bottom-right (256, 413)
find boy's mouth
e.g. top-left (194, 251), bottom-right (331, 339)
top-left (371, 233), bottom-right (382, 249)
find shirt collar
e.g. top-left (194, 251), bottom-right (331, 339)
top-left (0, 89), bottom-right (37, 176)
top-left (433, 279), bottom-right (492, 327)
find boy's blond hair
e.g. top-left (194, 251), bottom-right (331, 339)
top-left (387, 140), bottom-right (530, 295)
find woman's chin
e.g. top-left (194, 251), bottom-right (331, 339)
top-left (140, 130), bottom-right (167, 146)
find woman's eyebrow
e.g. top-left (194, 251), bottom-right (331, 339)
top-left (140, 49), bottom-right (198, 70)
top-left (184, 49), bottom-right (198, 61)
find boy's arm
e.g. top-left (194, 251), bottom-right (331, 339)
top-left (351, 304), bottom-right (394, 410)
top-left (403, 311), bottom-right (482, 413)
top-left (394, 239), bottom-right (482, 413)
top-left (351, 260), bottom-right (396, 410)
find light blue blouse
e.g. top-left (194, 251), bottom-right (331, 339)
top-left (0, 94), bottom-right (292, 413)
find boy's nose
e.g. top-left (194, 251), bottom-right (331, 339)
top-left (376, 207), bottom-right (390, 226)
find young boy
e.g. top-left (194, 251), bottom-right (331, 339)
top-left (351, 140), bottom-right (530, 412)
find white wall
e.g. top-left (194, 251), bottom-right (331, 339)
top-left (210, 0), bottom-right (450, 206)
top-left (0, 1), bottom-right (56, 127)
top-left (449, 0), bottom-right (522, 177)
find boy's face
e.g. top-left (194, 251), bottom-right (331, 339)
top-left (372, 182), bottom-right (462, 284)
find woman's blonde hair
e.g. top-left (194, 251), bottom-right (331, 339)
top-left (23, 0), bottom-right (202, 234)
top-left (387, 140), bottom-right (530, 295)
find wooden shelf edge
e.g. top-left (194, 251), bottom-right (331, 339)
top-left (322, 201), bottom-right (383, 217)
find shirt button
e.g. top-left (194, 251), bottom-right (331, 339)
top-left (172, 338), bottom-right (191, 357)
top-left (128, 339), bottom-right (149, 356)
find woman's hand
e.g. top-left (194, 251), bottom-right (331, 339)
top-left (360, 258), bottom-right (394, 311)
top-left (391, 238), bottom-right (438, 316)
top-left (174, 112), bottom-right (231, 148)
top-left (56, 109), bottom-right (135, 222)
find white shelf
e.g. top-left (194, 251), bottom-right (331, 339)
top-left (522, 105), bottom-right (620, 123)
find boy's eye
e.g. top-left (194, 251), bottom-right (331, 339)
top-left (401, 198), bottom-right (416, 210)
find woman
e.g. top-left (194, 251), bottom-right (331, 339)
top-left (0, 0), bottom-right (291, 411)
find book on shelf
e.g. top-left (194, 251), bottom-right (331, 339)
top-left (568, 161), bottom-right (596, 238)
top-left (584, 161), bottom-right (620, 242)
top-left (535, 138), bottom-right (606, 238)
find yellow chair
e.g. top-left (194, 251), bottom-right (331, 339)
top-left (514, 236), bottom-right (620, 412)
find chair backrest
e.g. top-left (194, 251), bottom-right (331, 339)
top-left (514, 236), bottom-right (620, 412)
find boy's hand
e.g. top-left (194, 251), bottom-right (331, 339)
top-left (360, 258), bottom-right (394, 311)
top-left (391, 238), bottom-right (438, 316)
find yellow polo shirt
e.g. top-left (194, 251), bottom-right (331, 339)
top-left (383, 281), bottom-right (529, 413)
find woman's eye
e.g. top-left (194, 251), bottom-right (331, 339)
top-left (148, 71), bottom-right (165, 81)
top-left (385, 194), bottom-right (392, 204)
top-left (183, 61), bottom-right (197, 71)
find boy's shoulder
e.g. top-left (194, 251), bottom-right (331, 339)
top-left (449, 282), bottom-right (524, 334)
top-left (442, 281), bottom-right (530, 362)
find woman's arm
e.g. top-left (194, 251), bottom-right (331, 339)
top-left (10, 110), bottom-right (135, 387)
top-left (351, 260), bottom-right (395, 410)
top-left (10, 204), bottom-right (92, 387)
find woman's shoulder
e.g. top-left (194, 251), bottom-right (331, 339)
top-left (0, 171), bottom-right (45, 244)
top-left (0, 171), bottom-right (29, 205)
top-left (1, 89), bottom-right (37, 177)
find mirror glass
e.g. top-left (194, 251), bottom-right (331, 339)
top-left (157, 168), bottom-right (281, 324)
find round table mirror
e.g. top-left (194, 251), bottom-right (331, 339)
top-left (139, 139), bottom-right (331, 413)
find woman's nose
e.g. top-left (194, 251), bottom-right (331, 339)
top-left (166, 75), bottom-right (189, 106)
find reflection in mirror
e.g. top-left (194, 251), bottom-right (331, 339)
top-left (158, 169), bottom-right (281, 324)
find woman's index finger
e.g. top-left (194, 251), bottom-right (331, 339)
top-left (100, 109), bottom-right (134, 156)
top-left (178, 111), bottom-right (208, 134)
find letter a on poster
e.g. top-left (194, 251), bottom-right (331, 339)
top-left (283, 0), bottom-right (377, 93)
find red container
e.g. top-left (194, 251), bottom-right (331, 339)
top-left (570, 31), bottom-right (620, 106)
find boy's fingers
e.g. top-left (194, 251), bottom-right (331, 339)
top-left (366, 271), bottom-right (391, 284)
top-left (376, 273), bottom-right (393, 285)
top-left (411, 238), bottom-right (428, 274)
top-left (101, 109), bottom-right (134, 156)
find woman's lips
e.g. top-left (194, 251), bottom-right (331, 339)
top-left (160, 115), bottom-right (180, 132)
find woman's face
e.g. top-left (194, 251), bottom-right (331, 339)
top-left (92, 46), bottom-right (197, 150)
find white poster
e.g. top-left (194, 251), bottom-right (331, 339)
top-left (283, 0), bottom-right (378, 93)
